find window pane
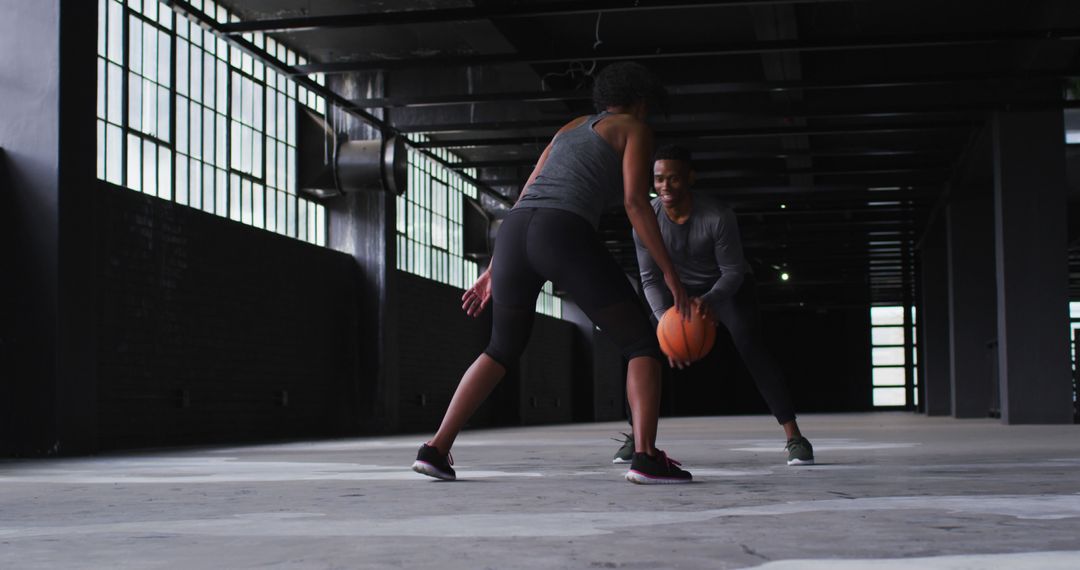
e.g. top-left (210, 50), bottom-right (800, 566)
top-left (871, 306), bottom-right (904, 325)
top-left (242, 178), bottom-right (252, 225)
top-left (128, 73), bottom-right (142, 131)
top-left (872, 347), bottom-right (905, 366)
top-left (241, 124), bottom-right (252, 173)
top-left (873, 387), bottom-right (906, 407)
top-left (143, 77), bottom-right (157, 136)
top-left (97, 59), bottom-right (106, 119)
top-left (142, 20), bottom-right (156, 83)
top-left (96, 120), bottom-right (106, 178)
top-left (157, 29), bottom-right (170, 88)
top-left (128, 17), bottom-right (142, 75)
top-left (107, 1), bottom-right (123, 63)
top-left (106, 124), bottom-right (123, 184)
top-left (189, 103), bottom-right (202, 159)
top-left (188, 159), bottom-right (201, 209)
top-left (176, 154), bottom-right (188, 204)
top-left (158, 146), bottom-right (171, 200)
top-left (872, 327), bottom-right (905, 346)
top-left (98, 0), bottom-right (107, 56)
top-left (203, 107), bottom-right (214, 161)
top-left (216, 114), bottom-right (227, 166)
top-left (229, 174), bottom-right (241, 221)
top-left (176, 96), bottom-right (188, 154)
top-left (203, 163), bottom-right (214, 213)
top-left (253, 183), bottom-right (264, 228)
top-left (142, 138), bottom-right (156, 195)
top-left (190, 47), bottom-right (202, 102)
top-left (177, 41), bottom-right (189, 96)
top-left (157, 85), bottom-right (170, 141)
top-left (216, 169), bottom-right (228, 215)
top-left (252, 131), bottom-right (262, 178)
top-left (872, 367), bottom-right (905, 387)
top-left (126, 133), bottom-right (141, 191)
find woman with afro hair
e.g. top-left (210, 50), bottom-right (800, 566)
top-left (412, 62), bottom-right (693, 484)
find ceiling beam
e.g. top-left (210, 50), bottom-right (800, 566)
top-left (451, 147), bottom-right (962, 170)
top-left (412, 121), bottom-right (979, 148)
top-left (352, 71), bottom-right (1073, 108)
top-left (293, 29), bottom-right (1080, 74)
top-left (396, 100), bottom-right (1075, 134)
top-left (219, 0), bottom-right (875, 35)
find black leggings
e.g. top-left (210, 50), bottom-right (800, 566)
top-left (484, 207), bottom-right (661, 368)
top-left (710, 275), bottom-right (796, 424)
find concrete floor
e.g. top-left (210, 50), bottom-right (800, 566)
top-left (2, 413), bottom-right (1080, 569)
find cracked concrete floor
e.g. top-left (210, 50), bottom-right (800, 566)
top-left (2, 413), bottom-right (1079, 569)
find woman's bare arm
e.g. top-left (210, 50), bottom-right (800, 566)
top-left (621, 120), bottom-right (690, 318)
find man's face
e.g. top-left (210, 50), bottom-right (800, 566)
top-left (653, 159), bottom-right (694, 206)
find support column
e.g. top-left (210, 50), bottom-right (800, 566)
top-left (992, 110), bottom-right (1072, 424)
top-left (1, 0), bottom-right (98, 455)
top-left (917, 219), bottom-right (951, 416)
top-left (946, 196), bottom-right (997, 418)
top-left (326, 72), bottom-right (400, 434)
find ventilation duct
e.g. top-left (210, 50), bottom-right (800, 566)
top-left (297, 108), bottom-right (407, 199)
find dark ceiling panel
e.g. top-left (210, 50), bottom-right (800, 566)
top-left (205, 0), bottom-right (1080, 307)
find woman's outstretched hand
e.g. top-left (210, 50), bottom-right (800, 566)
top-left (461, 269), bottom-right (493, 317)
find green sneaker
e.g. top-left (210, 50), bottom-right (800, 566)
top-left (611, 432), bottom-right (634, 464)
top-left (786, 436), bottom-right (814, 466)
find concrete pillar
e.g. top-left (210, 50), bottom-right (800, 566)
top-left (945, 196), bottom-right (997, 418)
top-left (992, 110), bottom-right (1073, 424)
top-left (326, 73), bottom-right (400, 433)
top-left (1, 0), bottom-right (98, 455)
top-left (917, 220), bottom-right (951, 416)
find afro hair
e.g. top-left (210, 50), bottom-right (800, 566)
top-left (592, 62), bottom-right (667, 114)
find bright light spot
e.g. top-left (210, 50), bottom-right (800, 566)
top-left (780, 203), bottom-right (787, 209)
top-left (780, 272), bottom-right (790, 281)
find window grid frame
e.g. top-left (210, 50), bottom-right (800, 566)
top-left (870, 305), bottom-right (917, 407)
top-left (394, 145), bottom-right (562, 318)
top-left (97, 0), bottom-right (327, 247)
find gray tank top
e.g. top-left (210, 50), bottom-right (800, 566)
top-left (513, 112), bottom-right (622, 229)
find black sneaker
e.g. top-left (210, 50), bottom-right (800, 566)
top-left (412, 443), bottom-right (456, 481)
top-left (625, 450), bottom-right (692, 484)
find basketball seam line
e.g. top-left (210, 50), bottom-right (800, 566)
top-left (678, 312), bottom-right (691, 362)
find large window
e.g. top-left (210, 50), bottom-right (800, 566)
top-left (396, 144), bottom-right (562, 318)
top-left (97, 0), bottom-right (326, 246)
top-left (870, 305), bottom-right (917, 407)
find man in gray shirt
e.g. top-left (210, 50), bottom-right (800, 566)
top-left (614, 145), bottom-right (814, 466)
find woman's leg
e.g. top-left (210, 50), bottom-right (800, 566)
top-left (426, 209), bottom-right (543, 455)
top-left (429, 354), bottom-right (506, 453)
top-left (626, 355), bottom-right (661, 455)
top-left (527, 210), bottom-right (667, 456)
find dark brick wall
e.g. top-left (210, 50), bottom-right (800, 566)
top-left (395, 271), bottom-right (579, 433)
top-left (95, 183), bottom-right (361, 449)
top-left (519, 317), bottom-right (576, 425)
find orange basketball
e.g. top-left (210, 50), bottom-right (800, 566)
top-left (657, 306), bottom-right (716, 363)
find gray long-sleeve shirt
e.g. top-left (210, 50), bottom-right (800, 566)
top-left (633, 193), bottom-right (748, 321)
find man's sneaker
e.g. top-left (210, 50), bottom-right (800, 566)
top-left (412, 443), bottom-right (456, 481)
top-left (625, 450), bottom-right (693, 484)
top-left (611, 432), bottom-right (634, 464)
top-left (786, 436), bottom-right (814, 466)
